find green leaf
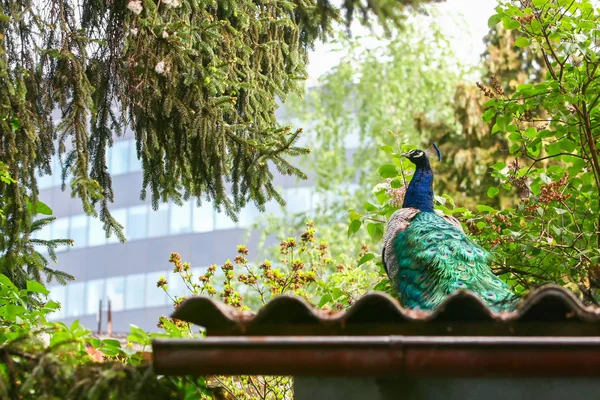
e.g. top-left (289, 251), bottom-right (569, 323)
top-left (477, 204), bottom-right (496, 213)
top-left (373, 279), bottom-right (390, 291)
top-left (26, 280), bottom-right (49, 295)
top-left (378, 164), bottom-right (398, 178)
top-left (102, 338), bottom-right (122, 348)
top-left (488, 14), bottom-right (502, 28)
top-left (503, 17), bottom-right (521, 30)
top-left (9, 117), bottom-right (20, 131)
top-left (517, 83), bottom-right (533, 91)
top-left (34, 201), bottom-right (53, 216)
top-left (331, 288), bottom-right (344, 300)
top-left (380, 145), bottom-right (394, 154)
top-left (318, 294), bottom-right (332, 308)
top-left (348, 210), bottom-right (361, 221)
top-left (366, 223), bottom-right (384, 242)
top-left (348, 220), bottom-right (361, 238)
top-left (559, 138), bottom-right (576, 152)
top-left (363, 202), bottom-right (378, 212)
top-left (491, 161), bottom-right (506, 171)
top-left (358, 253), bottom-right (375, 266)
top-left (487, 187), bottom-right (500, 198)
top-left (514, 37), bottom-right (531, 48)
top-left (390, 179), bottom-right (402, 188)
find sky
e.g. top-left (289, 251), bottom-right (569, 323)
top-left (306, 0), bottom-right (498, 83)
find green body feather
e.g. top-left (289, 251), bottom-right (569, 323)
top-left (392, 211), bottom-right (517, 312)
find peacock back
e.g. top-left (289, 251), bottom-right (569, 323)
top-left (387, 211), bottom-right (517, 312)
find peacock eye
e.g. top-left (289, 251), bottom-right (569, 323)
top-left (413, 151), bottom-right (423, 158)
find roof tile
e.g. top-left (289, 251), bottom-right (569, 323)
top-left (172, 285), bottom-right (600, 336)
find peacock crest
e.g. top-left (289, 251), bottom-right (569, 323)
top-left (382, 145), bottom-right (518, 312)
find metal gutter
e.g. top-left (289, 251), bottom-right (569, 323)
top-left (152, 336), bottom-right (600, 377)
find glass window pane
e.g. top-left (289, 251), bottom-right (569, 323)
top-left (52, 218), bottom-right (70, 253)
top-left (285, 187), bottom-right (311, 214)
top-left (127, 205), bottom-right (148, 240)
top-left (38, 171), bottom-right (53, 190)
top-left (129, 141), bottom-right (142, 172)
top-left (238, 203), bottom-right (260, 228)
top-left (47, 285), bottom-right (66, 320)
top-left (125, 273), bottom-right (146, 310)
top-left (109, 140), bottom-right (130, 175)
top-left (148, 204), bottom-right (170, 238)
top-left (70, 215), bottom-right (88, 249)
top-left (168, 271), bottom-right (190, 299)
top-left (145, 272), bottom-right (168, 307)
top-left (66, 281), bottom-right (86, 317)
top-left (107, 209), bottom-right (127, 244)
top-left (192, 202), bottom-right (214, 233)
top-left (190, 267), bottom-right (207, 289)
top-left (215, 209), bottom-right (236, 230)
top-left (51, 155), bottom-right (61, 186)
top-left (34, 219), bottom-right (52, 254)
top-left (169, 200), bottom-right (192, 234)
top-left (265, 198), bottom-right (284, 218)
top-left (88, 216), bottom-right (106, 247)
top-left (86, 279), bottom-right (105, 315)
top-left (106, 276), bottom-right (125, 312)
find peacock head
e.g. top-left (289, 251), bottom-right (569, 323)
top-left (401, 144), bottom-right (442, 168)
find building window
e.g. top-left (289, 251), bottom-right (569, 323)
top-left (128, 140), bottom-right (142, 172)
top-left (34, 219), bottom-right (52, 254)
top-left (127, 205), bottom-right (148, 240)
top-left (168, 271), bottom-right (190, 299)
top-left (109, 140), bottom-right (130, 175)
top-left (52, 218), bottom-right (70, 253)
top-left (47, 285), bottom-right (66, 320)
top-left (265, 198), bottom-right (284, 217)
top-left (106, 276), bottom-right (125, 312)
top-left (145, 271), bottom-right (168, 307)
top-left (88, 216), bottom-right (107, 247)
top-left (148, 204), bottom-right (170, 238)
top-left (192, 201), bottom-right (214, 233)
top-left (51, 155), bottom-right (62, 187)
top-left (107, 208), bottom-right (127, 244)
top-left (86, 278), bottom-right (105, 315)
top-left (215, 209), bottom-right (237, 230)
top-left (38, 170), bottom-right (53, 190)
top-left (70, 215), bottom-right (88, 249)
top-left (238, 203), bottom-right (260, 228)
top-left (125, 273), bottom-right (146, 310)
top-left (169, 200), bottom-right (192, 235)
top-left (66, 281), bottom-right (86, 317)
top-left (285, 187), bottom-right (312, 214)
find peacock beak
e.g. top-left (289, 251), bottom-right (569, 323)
top-left (401, 153), bottom-right (409, 158)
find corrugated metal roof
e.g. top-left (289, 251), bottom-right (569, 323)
top-left (153, 286), bottom-right (600, 377)
top-left (172, 285), bottom-right (600, 336)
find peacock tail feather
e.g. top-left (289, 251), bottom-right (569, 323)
top-left (390, 211), bottom-right (518, 312)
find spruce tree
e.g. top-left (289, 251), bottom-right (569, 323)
top-left (0, 0), bottom-right (436, 283)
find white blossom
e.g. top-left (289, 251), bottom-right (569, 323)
top-left (171, 0), bottom-right (181, 7)
top-left (162, 0), bottom-right (173, 4)
top-left (162, 31), bottom-right (169, 39)
top-left (155, 61), bottom-right (166, 75)
top-left (130, 28), bottom-right (139, 35)
top-left (127, 0), bottom-right (143, 15)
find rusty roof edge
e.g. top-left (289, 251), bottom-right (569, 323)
top-left (152, 335), bottom-right (600, 377)
top-left (171, 285), bottom-right (600, 329)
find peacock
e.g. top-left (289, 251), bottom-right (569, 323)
top-left (382, 146), bottom-right (518, 312)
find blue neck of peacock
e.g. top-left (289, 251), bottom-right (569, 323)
top-left (402, 160), bottom-right (434, 212)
